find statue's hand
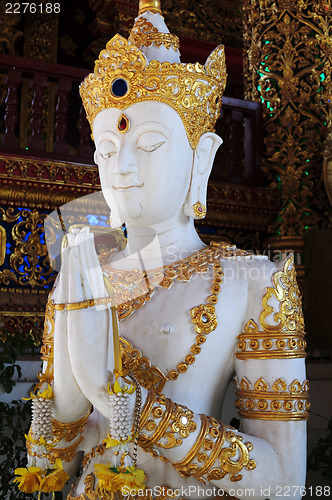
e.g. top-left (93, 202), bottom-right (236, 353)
top-left (62, 227), bottom-right (114, 419)
top-left (66, 226), bottom-right (106, 304)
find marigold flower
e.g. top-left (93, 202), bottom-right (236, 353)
top-left (13, 467), bottom-right (43, 493)
top-left (40, 468), bottom-right (69, 492)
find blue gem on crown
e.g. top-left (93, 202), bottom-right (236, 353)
top-left (111, 78), bottom-right (129, 98)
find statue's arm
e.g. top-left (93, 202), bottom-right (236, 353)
top-left (136, 256), bottom-right (308, 500)
top-left (27, 228), bottom-right (113, 476)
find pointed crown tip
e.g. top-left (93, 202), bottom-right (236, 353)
top-left (139, 0), bottom-right (162, 15)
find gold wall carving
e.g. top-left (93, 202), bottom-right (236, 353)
top-left (0, 4), bottom-right (23, 55)
top-left (23, 3), bottom-right (58, 63)
top-left (243, 0), bottom-right (332, 237)
top-left (0, 207), bottom-right (54, 290)
top-left (0, 311), bottom-right (44, 343)
top-left (0, 155), bottom-right (99, 209)
top-left (163, 0), bottom-right (243, 47)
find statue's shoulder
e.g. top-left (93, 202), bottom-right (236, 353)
top-left (210, 240), bottom-right (299, 294)
top-left (209, 240), bottom-right (270, 266)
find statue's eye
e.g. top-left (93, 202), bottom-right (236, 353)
top-left (137, 131), bottom-right (166, 153)
top-left (100, 151), bottom-right (116, 159)
top-left (138, 141), bottom-right (165, 153)
top-left (98, 139), bottom-right (116, 159)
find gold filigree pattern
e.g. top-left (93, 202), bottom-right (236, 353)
top-left (243, 0), bottom-right (332, 236)
top-left (0, 207), bottom-right (57, 290)
top-left (80, 34), bottom-right (227, 149)
top-left (9, 209), bottom-right (53, 288)
top-left (235, 377), bottom-right (310, 421)
top-left (174, 414), bottom-right (256, 483)
top-left (236, 255), bottom-right (306, 359)
top-left (128, 16), bottom-right (180, 51)
top-left (120, 336), bottom-right (168, 392)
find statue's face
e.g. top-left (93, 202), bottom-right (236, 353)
top-left (93, 101), bottom-right (193, 226)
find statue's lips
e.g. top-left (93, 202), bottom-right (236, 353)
top-left (113, 183), bottom-right (144, 192)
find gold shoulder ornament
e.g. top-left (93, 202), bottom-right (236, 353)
top-left (236, 255), bottom-right (306, 359)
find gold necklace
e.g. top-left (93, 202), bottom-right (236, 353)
top-left (102, 242), bottom-right (228, 321)
top-left (117, 244), bottom-right (225, 391)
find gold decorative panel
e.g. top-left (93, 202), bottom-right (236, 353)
top-left (243, 0), bottom-right (332, 237)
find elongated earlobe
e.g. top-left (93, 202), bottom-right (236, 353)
top-left (183, 132), bottom-right (222, 220)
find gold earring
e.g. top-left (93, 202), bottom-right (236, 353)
top-left (193, 202), bottom-right (206, 218)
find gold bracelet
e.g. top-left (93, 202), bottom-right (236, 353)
top-left (174, 415), bottom-right (256, 483)
top-left (52, 408), bottom-right (91, 443)
top-left (54, 296), bottom-right (113, 311)
top-left (48, 435), bottom-right (83, 463)
top-left (139, 391), bottom-right (197, 451)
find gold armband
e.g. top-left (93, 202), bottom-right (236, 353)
top-left (174, 415), bottom-right (256, 483)
top-left (52, 408), bottom-right (91, 443)
top-left (235, 377), bottom-right (310, 420)
top-left (139, 390), bottom-right (197, 451)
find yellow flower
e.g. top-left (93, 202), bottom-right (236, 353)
top-left (122, 466), bottom-right (146, 491)
top-left (13, 467), bottom-right (43, 493)
top-left (94, 464), bottom-right (121, 492)
top-left (108, 378), bottom-right (136, 395)
top-left (103, 433), bottom-right (133, 448)
top-left (40, 460), bottom-right (69, 492)
top-left (94, 463), bottom-right (146, 493)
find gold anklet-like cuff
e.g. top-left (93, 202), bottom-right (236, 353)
top-left (52, 408), bottom-right (92, 443)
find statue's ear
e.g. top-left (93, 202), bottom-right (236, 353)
top-left (183, 132), bottom-right (223, 220)
top-left (196, 132), bottom-right (223, 174)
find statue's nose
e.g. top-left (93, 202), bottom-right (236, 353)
top-left (114, 145), bottom-right (138, 175)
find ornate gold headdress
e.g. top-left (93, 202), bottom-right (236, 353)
top-left (80, 0), bottom-right (227, 149)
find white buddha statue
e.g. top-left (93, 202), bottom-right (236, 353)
top-left (16, 2), bottom-right (308, 499)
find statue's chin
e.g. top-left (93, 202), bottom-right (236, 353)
top-left (121, 199), bottom-right (142, 220)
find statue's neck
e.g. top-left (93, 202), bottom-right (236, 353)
top-left (114, 217), bottom-right (205, 270)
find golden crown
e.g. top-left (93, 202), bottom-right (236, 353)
top-left (79, 3), bottom-right (227, 149)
